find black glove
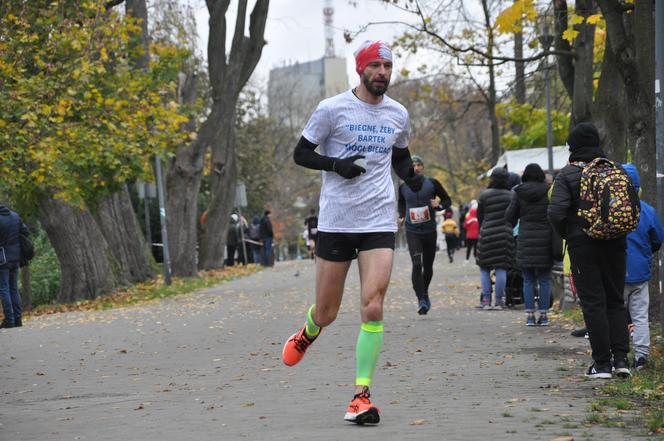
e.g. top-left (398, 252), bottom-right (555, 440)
top-left (404, 169), bottom-right (424, 192)
top-left (333, 155), bottom-right (366, 179)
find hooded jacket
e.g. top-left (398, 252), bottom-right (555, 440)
top-left (505, 181), bottom-right (553, 268)
top-left (547, 146), bottom-right (604, 247)
top-left (0, 204), bottom-right (28, 268)
top-left (622, 164), bottom-right (664, 284)
top-left (477, 168), bottom-right (515, 268)
top-left (463, 208), bottom-right (479, 240)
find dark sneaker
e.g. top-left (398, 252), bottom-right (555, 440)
top-left (537, 314), bottom-right (549, 326)
top-left (282, 325), bottom-right (317, 366)
top-left (526, 315), bottom-right (536, 326)
top-left (633, 357), bottom-right (647, 372)
top-left (585, 362), bottom-right (612, 379)
top-left (0, 321), bottom-right (14, 329)
top-left (571, 327), bottom-right (587, 337)
top-left (424, 294), bottom-right (431, 310)
top-left (613, 358), bottom-right (631, 378)
top-left (14, 318), bottom-right (22, 327)
top-left (344, 388), bottom-right (380, 425)
top-left (417, 299), bottom-right (429, 315)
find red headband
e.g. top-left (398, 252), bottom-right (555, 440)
top-left (354, 40), bottom-right (393, 76)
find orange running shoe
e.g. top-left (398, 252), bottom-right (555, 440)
top-left (282, 325), bottom-right (317, 366)
top-left (344, 389), bottom-right (380, 425)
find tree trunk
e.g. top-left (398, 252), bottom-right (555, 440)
top-left (514, 29), bottom-right (526, 105)
top-left (197, 0), bottom-right (269, 270)
top-left (598, 0), bottom-right (657, 315)
top-left (553, 0), bottom-right (575, 101)
top-left (166, 72), bottom-right (204, 277)
top-left (94, 185), bottom-right (155, 284)
top-left (480, 0), bottom-right (500, 163)
top-left (198, 106), bottom-right (237, 269)
top-left (593, 37), bottom-right (626, 161)
top-left (571, 0), bottom-right (596, 126)
top-left (38, 198), bottom-right (117, 302)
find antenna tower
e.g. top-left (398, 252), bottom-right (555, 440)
top-left (323, 0), bottom-right (335, 57)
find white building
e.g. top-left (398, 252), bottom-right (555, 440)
top-left (268, 56), bottom-right (348, 128)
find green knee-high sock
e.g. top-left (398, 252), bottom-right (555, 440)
top-left (355, 321), bottom-right (384, 387)
top-left (304, 304), bottom-right (320, 338)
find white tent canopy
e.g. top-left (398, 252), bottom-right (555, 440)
top-left (479, 145), bottom-right (569, 179)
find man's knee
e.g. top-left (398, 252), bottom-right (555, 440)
top-left (314, 304), bottom-right (339, 327)
top-left (361, 298), bottom-right (384, 322)
top-left (410, 253), bottom-right (423, 270)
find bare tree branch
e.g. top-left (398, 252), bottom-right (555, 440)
top-left (348, 20), bottom-right (573, 64)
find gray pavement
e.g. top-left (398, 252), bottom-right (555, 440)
top-left (0, 251), bottom-right (652, 440)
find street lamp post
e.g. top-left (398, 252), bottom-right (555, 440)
top-left (538, 22), bottom-right (555, 177)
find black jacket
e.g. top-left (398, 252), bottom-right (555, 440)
top-left (0, 205), bottom-right (28, 268)
top-left (547, 146), bottom-right (604, 248)
top-left (477, 171), bottom-right (515, 269)
top-left (506, 181), bottom-right (553, 268)
top-left (259, 215), bottom-right (273, 239)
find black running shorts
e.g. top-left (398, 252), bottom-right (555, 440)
top-left (315, 231), bottom-right (396, 262)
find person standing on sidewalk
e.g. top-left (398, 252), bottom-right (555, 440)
top-left (441, 209), bottom-right (459, 263)
top-left (283, 40), bottom-right (419, 425)
top-left (0, 203), bottom-right (29, 328)
top-left (476, 167), bottom-right (515, 310)
top-left (259, 210), bottom-right (273, 267)
top-left (548, 122), bottom-right (634, 379)
top-left (463, 206), bottom-right (479, 262)
top-left (397, 154), bottom-right (451, 315)
top-left (304, 209), bottom-right (318, 260)
top-left (505, 163), bottom-right (553, 326)
top-left (621, 163), bottom-right (663, 371)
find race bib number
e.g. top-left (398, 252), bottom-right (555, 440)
top-left (409, 206), bottom-right (430, 224)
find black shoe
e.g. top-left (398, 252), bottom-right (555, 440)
top-left (613, 358), bottom-right (632, 378)
top-left (633, 357), bottom-right (647, 372)
top-left (585, 362), bottom-right (612, 379)
top-left (417, 299), bottom-right (429, 315)
top-left (0, 321), bottom-right (14, 329)
top-left (571, 327), bottom-right (587, 338)
top-left (14, 318), bottom-right (22, 327)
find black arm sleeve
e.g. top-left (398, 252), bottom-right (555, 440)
top-left (391, 147), bottom-right (414, 181)
top-left (293, 136), bottom-right (335, 172)
top-left (397, 185), bottom-right (406, 218)
top-left (430, 178), bottom-right (452, 210)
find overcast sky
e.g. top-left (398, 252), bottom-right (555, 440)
top-left (192, 0), bottom-right (420, 86)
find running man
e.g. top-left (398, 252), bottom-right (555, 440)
top-left (283, 40), bottom-right (420, 425)
top-left (397, 155), bottom-right (451, 314)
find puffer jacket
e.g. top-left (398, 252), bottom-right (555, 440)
top-left (505, 181), bottom-right (553, 269)
top-left (477, 172), bottom-right (515, 269)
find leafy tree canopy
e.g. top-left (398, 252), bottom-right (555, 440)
top-left (0, 0), bottom-right (189, 213)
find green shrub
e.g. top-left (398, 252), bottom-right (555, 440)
top-left (28, 229), bottom-right (60, 306)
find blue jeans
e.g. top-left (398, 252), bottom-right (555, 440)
top-left (251, 244), bottom-right (261, 265)
top-left (261, 238), bottom-right (273, 266)
top-left (480, 267), bottom-right (506, 306)
top-left (522, 267), bottom-right (551, 313)
top-left (0, 267), bottom-right (21, 325)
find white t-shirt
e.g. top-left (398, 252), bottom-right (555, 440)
top-left (302, 89), bottom-right (410, 233)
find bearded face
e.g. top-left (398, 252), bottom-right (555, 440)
top-left (361, 60), bottom-right (392, 96)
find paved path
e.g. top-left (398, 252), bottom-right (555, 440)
top-left (0, 252), bottom-right (651, 440)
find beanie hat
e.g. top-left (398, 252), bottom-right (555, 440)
top-left (411, 154), bottom-right (424, 165)
top-left (567, 122), bottom-right (600, 151)
top-left (354, 40), bottom-right (393, 76)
